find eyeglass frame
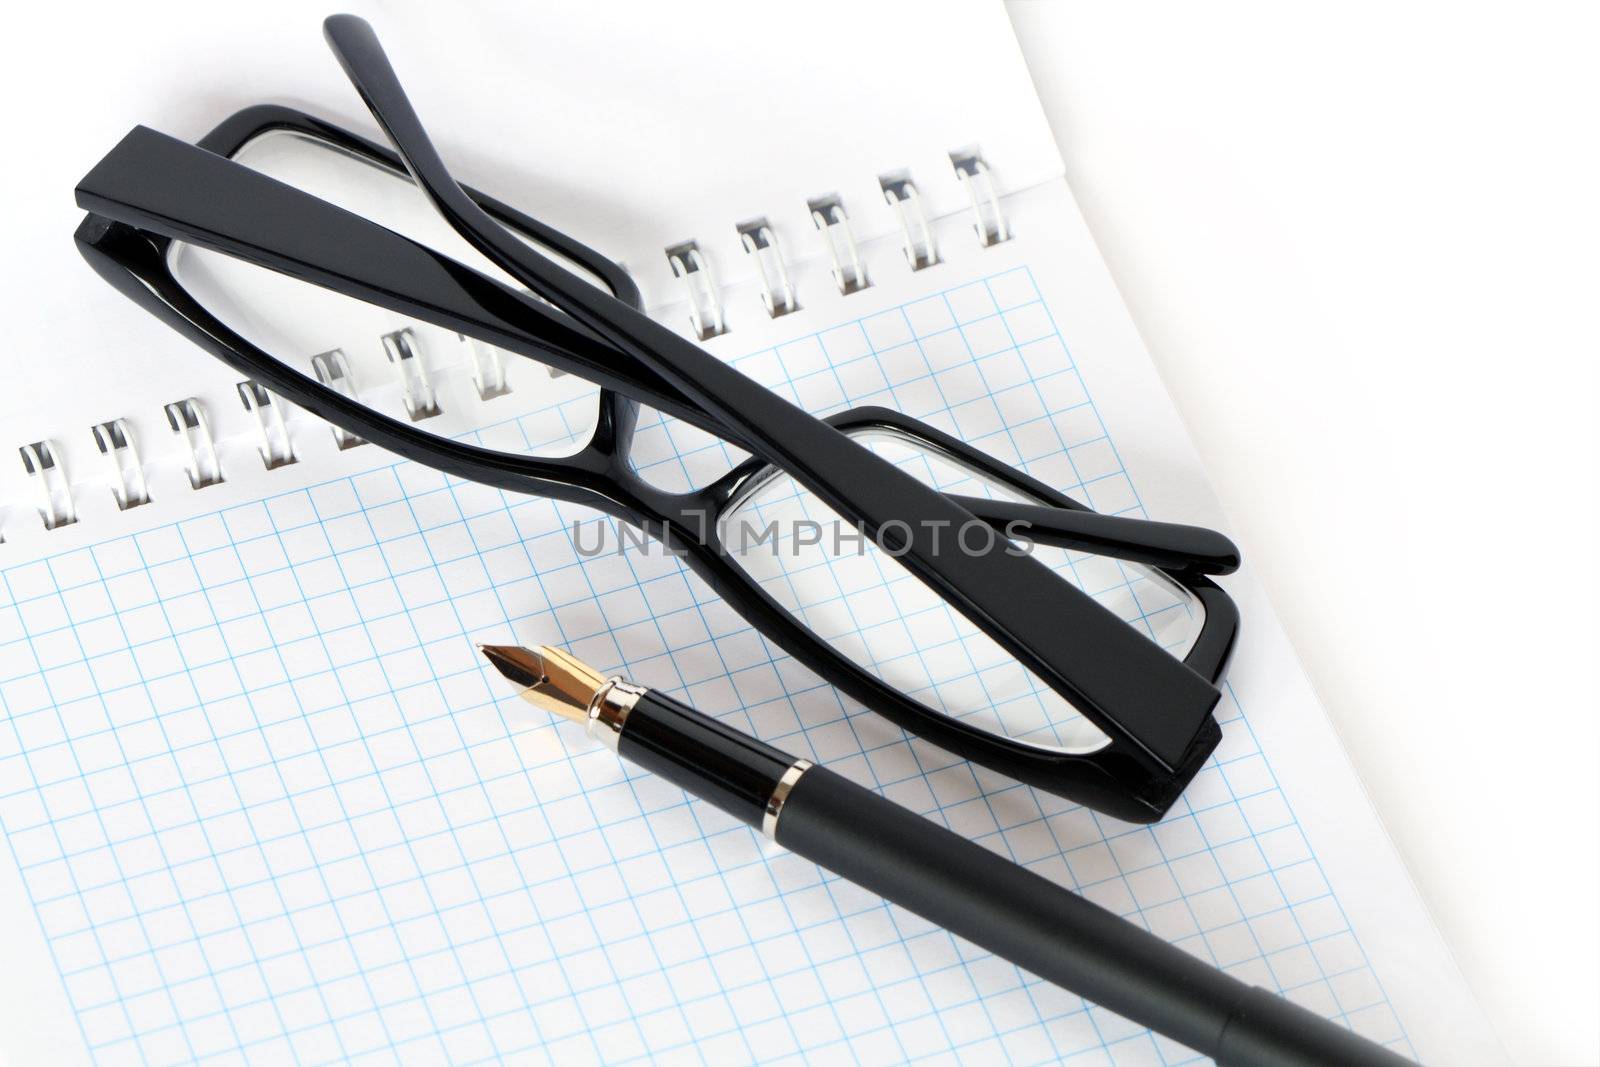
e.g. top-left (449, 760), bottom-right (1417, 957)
top-left (74, 102), bottom-right (1237, 822)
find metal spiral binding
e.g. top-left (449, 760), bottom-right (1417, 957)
top-left (381, 327), bottom-right (443, 421)
top-left (665, 241), bottom-right (728, 340)
top-left (19, 441), bottom-right (77, 530)
top-left (658, 150), bottom-right (1014, 337)
top-left (950, 150), bottom-right (1009, 246)
top-left (736, 218), bottom-right (800, 318)
top-left (164, 398), bottom-right (225, 490)
top-left (237, 381), bottom-right (297, 470)
top-left (808, 195), bottom-right (870, 295)
top-left (462, 335), bottom-right (512, 400)
top-left (310, 349), bottom-right (368, 450)
top-left (15, 151), bottom-right (1015, 537)
top-left (880, 172), bottom-right (940, 271)
top-left (91, 419), bottom-right (151, 510)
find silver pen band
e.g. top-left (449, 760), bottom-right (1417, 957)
top-left (585, 678), bottom-right (645, 751)
top-left (762, 758), bottom-right (814, 839)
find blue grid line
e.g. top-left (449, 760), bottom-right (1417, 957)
top-left (258, 484), bottom-right (434, 1061)
top-left (9, 684), bottom-right (1277, 911)
top-left (325, 469), bottom-right (515, 1064)
top-left (3, 639), bottom-right (1388, 1062)
top-left (0, 266), bottom-right (1412, 1065)
top-left (6, 561), bottom-right (208, 1064)
top-left (561, 493), bottom-right (821, 1061)
top-left (464, 415), bottom-right (700, 1067)
top-left (138, 512), bottom-right (336, 1063)
top-left (1214, 680), bottom-right (1404, 1028)
top-left (80, 871), bottom-right (1381, 1064)
top-left (18, 730), bottom-right (1288, 924)
top-left (0, 667), bottom-right (1271, 858)
top-left (0, 568), bottom-right (138, 1057)
top-left (81, 540), bottom-right (245, 1062)
top-left (185, 506), bottom-right (392, 1062)
top-left (0, 449), bottom-right (1140, 657)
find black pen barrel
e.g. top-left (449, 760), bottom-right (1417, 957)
top-left (604, 688), bottom-right (1413, 1066)
top-left (615, 688), bottom-right (793, 829)
top-left (773, 765), bottom-right (1415, 1067)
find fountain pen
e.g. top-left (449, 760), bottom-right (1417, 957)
top-left (480, 643), bottom-right (1414, 1067)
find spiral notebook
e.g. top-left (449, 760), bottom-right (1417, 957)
top-left (0, 2), bottom-right (1502, 1064)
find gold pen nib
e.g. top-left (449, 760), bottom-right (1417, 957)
top-left (478, 643), bottom-right (608, 724)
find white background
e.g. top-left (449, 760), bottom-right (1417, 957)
top-left (2, 2), bottom-right (1591, 1064)
top-left (1006, 3), bottom-right (1599, 1064)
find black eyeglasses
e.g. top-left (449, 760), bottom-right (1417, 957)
top-left (72, 15), bottom-right (1239, 821)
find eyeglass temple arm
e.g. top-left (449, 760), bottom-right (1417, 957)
top-left (949, 497), bottom-right (1238, 574)
top-left (324, 14), bottom-right (1222, 772)
top-left (257, 107), bottom-right (1234, 576)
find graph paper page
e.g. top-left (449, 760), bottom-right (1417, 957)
top-left (0, 181), bottom-right (1500, 1066)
